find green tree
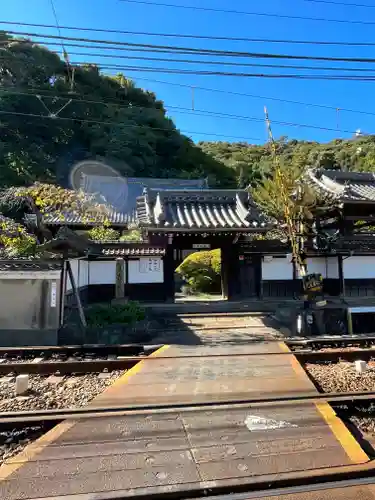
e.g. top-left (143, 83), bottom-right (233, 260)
top-left (0, 31), bottom-right (235, 188)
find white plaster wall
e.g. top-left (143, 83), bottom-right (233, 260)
top-left (326, 257), bottom-right (339, 279)
top-left (262, 257), bottom-right (293, 280)
top-left (305, 257), bottom-right (327, 278)
top-left (128, 258), bottom-right (164, 284)
top-left (66, 259), bottom-right (79, 292)
top-left (343, 256), bottom-right (375, 279)
top-left (88, 261), bottom-right (116, 285)
top-left (79, 260), bottom-right (89, 288)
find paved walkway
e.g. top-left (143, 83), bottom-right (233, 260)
top-left (0, 315), bottom-right (370, 499)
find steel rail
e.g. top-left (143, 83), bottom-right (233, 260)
top-left (0, 343), bottom-right (162, 357)
top-left (0, 348), bottom-right (374, 374)
top-left (38, 465), bottom-right (375, 500)
top-left (2, 391), bottom-right (375, 423)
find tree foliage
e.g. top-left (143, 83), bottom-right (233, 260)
top-left (176, 249), bottom-right (221, 294)
top-left (0, 214), bottom-right (37, 257)
top-left (199, 135), bottom-right (375, 189)
top-left (0, 31), bottom-right (235, 188)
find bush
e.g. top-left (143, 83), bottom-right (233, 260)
top-left (86, 301), bottom-right (145, 327)
top-left (88, 225), bottom-right (120, 241)
top-left (176, 249), bottom-right (221, 294)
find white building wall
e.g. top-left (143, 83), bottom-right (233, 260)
top-left (79, 260), bottom-right (89, 288)
top-left (343, 256), bottom-right (375, 279)
top-left (128, 258), bottom-right (164, 284)
top-left (88, 261), bottom-right (116, 285)
top-left (66, 259), bottom-right (79, 292)
top-left (262, 257), bottom-right (293, 280)
top-left (262, 256), bottom-right (340, 281)
top-left (326, 257), bottom-right (339, 279)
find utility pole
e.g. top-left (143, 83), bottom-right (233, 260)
top-left (264, 107), bottom-right (325, 335)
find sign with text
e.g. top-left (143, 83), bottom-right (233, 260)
top-left (192, 243), bottom-right (211, 249)
top-left (139, 258), bottom-right (161, 274)
top-left (302, 273), bottom-right (323, 294)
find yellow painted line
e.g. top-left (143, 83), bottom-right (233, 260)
top-left (316, 402), bottom-right (369, 464)
top-left (279, 342), bottom-right (369, 464)
top-left (278, 341), bottom-right (310, 381)
top-left (0, 420), bottom-right (76, 481)
top-left (0, 344), bottom-right (170, 481)
top-left (104, 344), bottom-right (170, 391)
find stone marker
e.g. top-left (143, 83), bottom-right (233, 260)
top-left (355, 360), bottom-right (367, 373)
top-left (15, 374), bottom-right (29, 395)
top-left (31, 358), bottom-right (44, 364)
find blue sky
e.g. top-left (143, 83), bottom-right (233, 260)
top-left (2, 0), bottom-right (375, 144)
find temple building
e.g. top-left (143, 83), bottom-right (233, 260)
top-left (34, 168), bottom-right (375, 303)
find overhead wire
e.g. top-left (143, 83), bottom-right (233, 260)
top-left (117, 75), bottom-right (375, 117)
top-left (2, 40), bottom-right (375, 117)
top-left (48, 0), bottom-right (74, 90)
top-left (0, 87), bottom-right (362, 135)
top-left (62, 63), bottom-right (375, 80)
top-left (303, 0), bottom-right (375, 7)
top-left (119, 0), bottom-right (375, 25)
top-left (0, 109), bottom-right (264, 141)
top-left (2, 20), bottom-right (375, 45)
top-left (3, 49), bottom-right (375, 73)
top-left (7, 30), bottom-right (375, 64)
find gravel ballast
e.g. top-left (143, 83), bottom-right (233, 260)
top-left (305, 361), bottom-right (375, 442)
top-left (0, 371), bottom-right (125, 412)
top-left (305, 361), bottom-right (375, 393)
top-left (0, 370), bottom-right (125, 466)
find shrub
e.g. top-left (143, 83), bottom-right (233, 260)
top-left (86, 301), bottom-right (145, 327)
top-left (0, 214), bottom-right (37, 257)
top-left (88, 225), bottom-right (120, 241)
top-left (176, 249), bottom-right (221, 294)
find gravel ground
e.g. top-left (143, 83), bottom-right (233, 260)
top-left (0, 426), bottom-right (49, 466)
top-left (0, 371), bottom-right (125, 411)
top-left (0, 355), bottom-right (110, 364)
top-left (0, 370), bottom-right (125, 467)
top-left (305, 361), bottom-right (375, 393)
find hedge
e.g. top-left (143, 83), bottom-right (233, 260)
top-left (175, 249), bottom-right (221, 294)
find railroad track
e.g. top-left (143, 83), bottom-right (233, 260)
top-left (286, 335), bottom-right (375, 350)
top-left (0, 343), bottom-right (161, 359)
top-left (1, 390), bottom-right (375, 425)
top-left (1, 347), bottom-right (375, 375)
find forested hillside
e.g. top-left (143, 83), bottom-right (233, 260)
top-left (199, 136), bottom-right (375, 188)
top-left (0, 31), bottom-right (235, 188)
top-left (2, 31), bottom-right (375, 194)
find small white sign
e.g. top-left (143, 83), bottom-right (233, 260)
top-left (192, 243), bottom-right (210, 249)
top-left (139, 258), bottom-right (161, 274)
top-left (244, 415), bottom-right (297, 431)
top-left (50, 282), bottom-right (57, 308)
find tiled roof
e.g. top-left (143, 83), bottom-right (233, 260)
top-left (306, 169), bottom-right (375, 203)
top-left (0, 260), bottom-right (62, 271)
top-left (43, 210), bottom-right (131, 226)
top-left (137, 189), bottom-right (270, 231)
top-left (44, 176), bottom-right (207, 226)
top-left (334, 236), bottom-right (375, 251)
top-left (79, 174), bottom-right (207, 221)
top-left (101, 247), bottom-right (165, 257)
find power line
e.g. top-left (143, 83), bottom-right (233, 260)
top-left (0, 109), bottom-right (263, 141)
top-left (125, 75), bottom-right (375, 118)
top-left (0, 38), bottom-right (203, 55)
top-left (4, 50), bottom-right (375, 73)
top-left (119, 0), bottom-right (375, 25)
top-left (7, 30), bottom-right (375, 64)
top-left (2, 19), bottom-right (375, 46)
top-left (304, 0), bottom-right (375, 7)
top-left (73, 63), bottom-right (375, 80)
top-left (0, 87), bottom-right (361, 135)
